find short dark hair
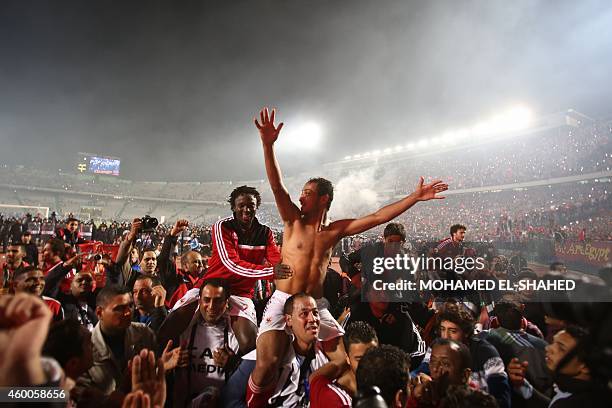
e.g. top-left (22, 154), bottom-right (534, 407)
top-left (13, 265), bottom-right (42, 281)
top-left (307, 177), bottom-right (334, 210)
top-left (450, 224), bottom-right (466, 236)
top-left (228, 185), bottom-right (261, 210)
top-left (43, 319), bottom-right (89, 367)
top-left (96, 285), bottom-right (131, 308)
top-left (66, 217), bottom-right (80, 224)
top-left (45, 238), bottom-right (66, 259)
top-left (383, 223), bottom-right (406, 241)
top-left (343, 321), bottom-right (379, 351)
top-left (283, 292), bottom-right (314, 315)
top-left (431, 338), bottom-right (472, 372)
top-left (7, 243), bottom-right (25, 251)
top-left (438, 385), bottom-right (498, 408)
top-left (563, 325), bottom-right (590, 364)
top-left (437, 304), bottom-right (475, 340)
top-left (549, 261), bottom-right (566, 271)
top-left (494, 300), bottom-right (523, 330)
top-left (22, 231), bottom-right (32, 236)
top-left (356, 345), bottom-right (411, 406)
top-left (134, 274), bottom-right (162, 287)
top-left (198, 278), bottom-right (231, 300)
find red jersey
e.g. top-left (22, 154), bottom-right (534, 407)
top-left (310, 376), bottom-right (352, 408)
top-left (435, 236), bottom-right (463, 258)
top-left (206, 216), bottom-right (281, 298)
top-left (42, 295), bottom-right (64, 320)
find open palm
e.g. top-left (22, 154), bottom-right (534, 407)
top-left (254, 107), bottom-right (284, 145)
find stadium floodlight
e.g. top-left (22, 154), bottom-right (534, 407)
top-left (472, 106), bottom-right (533, 138)
top-left (344, 155), bottom-right (352, 160)
top-left (383, 148), bottom-right (392, 154)
top-left (394, 145), bottom-right (403, 152)
top-left (417, 139), bottom-right (429, 148)
top-left (430, 136), bottom-right (442, 144)
top-left (354, 154), bottom-right (362, 159)
top-left (278, 121), bottom-right (322, 151)
top-left (372, 150), bottom-right (381, 156)
top-left (363, 151), bottom-right (371, 157)
top-left (405, 143), bottom-right (415, 150)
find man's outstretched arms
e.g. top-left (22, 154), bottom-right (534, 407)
top-left (255, 107), bottom-right (301, 223)
top-left (331, 177), bottom-right (448, 239)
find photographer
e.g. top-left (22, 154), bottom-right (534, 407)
top-left (115, 217), bottom-right (160, 290)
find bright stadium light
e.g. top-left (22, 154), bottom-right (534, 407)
top-left (405, 143), bottom-right (415, 150)
top-left (383, 148), bottom-right (392, 154)
top-left (278, 121), bottom-right (322, 151)
top-left (344, 155), bottom-right (351, 160)
top-left (363, 151), bottom-right (371, 157)
top-left (372, 150), bottom-right (381, 156)
top-left (354, 154), bottom-right (361, 159)
top-left (417, 139), bottom-right (429, 148)
top-left (394, 145), bottom-right (403, 152)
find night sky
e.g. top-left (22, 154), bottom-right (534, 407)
top-left (1, 0), bottom-right (611, 181)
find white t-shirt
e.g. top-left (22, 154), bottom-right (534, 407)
top-left (177, 315), bottom-right (240, 393)
top-left (244, 341), bottom-right (329, 407)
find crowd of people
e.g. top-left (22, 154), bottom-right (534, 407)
top-left (0, 108), bottom-right (610, 408)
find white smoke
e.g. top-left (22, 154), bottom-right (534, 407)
top-left (329, 167), bottom-right (381, 219)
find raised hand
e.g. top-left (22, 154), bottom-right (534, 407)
top-left (0, 293), bottom-right (52, 386)
top-left (131, 349), bottom-right (166, 408)
top-left (122, 390), bottom-right (152, 408)
top-left (160, 340), bottom-right (181, 372)
top-left (128, 218), bottom-right (143, 242)
top-left (170, 219), bottom-right (189, 237)
top-left (412, 177), bottom-right (448, 201)
top-left (254, 107), bottom-right (284, 145)
top-left (152, 285), bottom-right (166, 308)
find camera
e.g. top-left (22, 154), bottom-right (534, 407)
top-left (85, 253), bottom-right (102, 261)
top-left (140, 215), bottom-right (159, 233)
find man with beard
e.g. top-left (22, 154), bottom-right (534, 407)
top-left (247, 107), bottom-right (448, 407)
top-left (1, 243), bottom-right (29, 291)
top-left (12, 265), bottom-right (63, 321)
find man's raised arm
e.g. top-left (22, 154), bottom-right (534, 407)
top-left (331, 177), bottom-right (448, 239)
top-left (255, 107), bottom-right (301, 223)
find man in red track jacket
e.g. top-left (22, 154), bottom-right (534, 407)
top-left (170, 186), bottom-right (292, 355)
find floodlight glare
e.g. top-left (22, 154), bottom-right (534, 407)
top-left (279, 121), bottom-right (323, 151)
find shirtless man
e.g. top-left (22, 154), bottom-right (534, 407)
top-left (246, 107), bottom-right (448, 407)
